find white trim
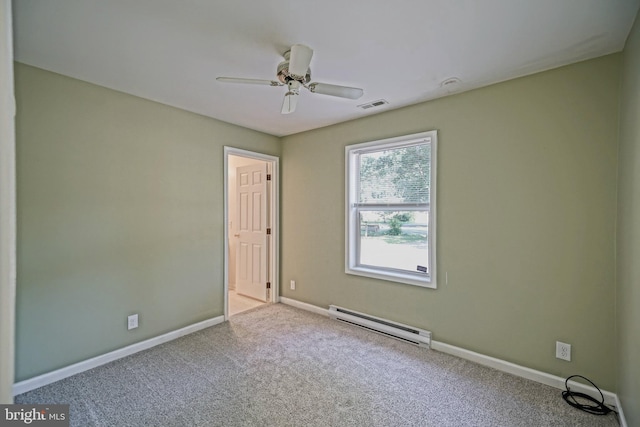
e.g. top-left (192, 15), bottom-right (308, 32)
top-left (278, 298), bottom-right (623, 414)
top-left (223, 147), bottom-right (280, 321)
top-left (279, 297), bottom-right (329, 317)
top-left (429, 133), bottom-right (437, 286)
top-left (0, 0), bottom-right (16, 404)
top-left (13, 316), bottom-right (224, 396)
top-left (430, 341), bottom-right (619, 407)
top-left (345, 130), bottom-right (437, 289)
top-left (346, 266), bottom-right (432, 288)
top-left (615, 395), bottom-right (628, 427)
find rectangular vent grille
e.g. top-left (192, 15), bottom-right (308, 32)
top-left (357, 99), bottom-right (389, 110)
top-left (329, 305), bottom-right (431, 348)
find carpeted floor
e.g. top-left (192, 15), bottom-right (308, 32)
top-left (16, 303), bottom-right (619, 426)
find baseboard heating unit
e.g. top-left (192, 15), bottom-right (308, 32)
top-left (328, 305), bottom-right (431, 348)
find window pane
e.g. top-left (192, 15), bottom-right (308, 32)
top-left (346, 130), bottom-right (437, 287)
top-left (359, 144), bottom-right (430, 204)
top-left (359, 211), bottom-right (429, 274)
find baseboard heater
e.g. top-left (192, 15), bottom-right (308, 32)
top-left (328, 305), bottom-right (431, 348)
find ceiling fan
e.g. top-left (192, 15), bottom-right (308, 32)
top-left (217, 44), bottom-right (364, 114)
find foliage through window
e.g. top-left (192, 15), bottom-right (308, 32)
top-left (346, 131), bottom-right (437, 287)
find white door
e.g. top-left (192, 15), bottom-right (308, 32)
top-left (235, 163), bottom-right (269, 302)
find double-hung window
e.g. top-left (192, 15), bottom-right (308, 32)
top-left (345, 131), bottom-right (437, 288)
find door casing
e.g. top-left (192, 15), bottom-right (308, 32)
top-left (223, 147), bottom-right (279, 320)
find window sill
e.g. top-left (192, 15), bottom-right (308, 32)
top-left (346, 266), bottom-right (437, 289)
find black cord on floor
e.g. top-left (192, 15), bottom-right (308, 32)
top-left (562, 375), bottom-right (616, 416)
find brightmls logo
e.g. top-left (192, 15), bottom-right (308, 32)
top-left (4, 407), bottom-right (45, 424)
top-left (0, 405), bottom-right (68, 426)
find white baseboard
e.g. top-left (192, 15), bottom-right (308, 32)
top-left (279, 296), bottom-right (329, 317)
top-left (430, 341), bottom-right (618, 406)
top-left (615, 395), bottom-right (628, 427)
top-left (13, 315), bottom-right (225, 396)
top-left (278, 297), bottom-right (625, 424)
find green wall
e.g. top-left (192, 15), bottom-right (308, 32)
top-left (281, 54), bottom-right (621, 390)
top-left (14, 63), bottom-right (280, 381)
top-left (616, 11), bottom-right (640, 426)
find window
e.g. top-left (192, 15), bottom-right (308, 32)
top-left (345, 131), bottom-right (437, 288)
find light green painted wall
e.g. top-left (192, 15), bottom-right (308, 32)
top-left (281, 54), bottom-right (620, 390)
top-left (14, 63), bottom-right (280, 381)
top-left (616, 11), bottom-right (640, 426)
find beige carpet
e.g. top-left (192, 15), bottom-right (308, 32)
top-left (16, 303), bottom-right (619, 426)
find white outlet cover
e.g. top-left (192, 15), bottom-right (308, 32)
top-left (128, 314), bottom-right (139, 330)
top-left (556, 341), bottom-right (571, 361)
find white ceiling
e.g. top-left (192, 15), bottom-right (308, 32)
top-left (13, 0), bottom-right (640, 137)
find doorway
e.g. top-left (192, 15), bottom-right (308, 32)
top-left (224, 147), bottom-right (279, 319)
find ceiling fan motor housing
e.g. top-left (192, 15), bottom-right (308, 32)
top-left (277, 56), bottom-right (311, 85)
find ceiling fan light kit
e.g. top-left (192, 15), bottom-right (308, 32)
top-left (282, 80), bottom-right (301, 114)
top-left (287, 44), bottom-right (314, 78)
top-left (217, 43), bottom-right (364, 114)
top-left (281, 92), bottom-right (298, 115)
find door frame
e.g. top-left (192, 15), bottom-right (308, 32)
top-left (0, 0), bottom-right (16, 403)
top-left (223, 147), bottom-right (279, 320)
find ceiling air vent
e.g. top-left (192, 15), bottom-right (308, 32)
top-left (358, 99), bottom-right (389, 110)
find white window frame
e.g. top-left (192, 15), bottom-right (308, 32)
top-left (345, 130), bottom-right (437, 288)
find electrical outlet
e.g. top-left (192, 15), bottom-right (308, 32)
top-left (556, 341), bottom-right (571, 361)
top-left (290, 280), bottom-right (296, 290)
top-left (128, 314), bottom-right (139, 330)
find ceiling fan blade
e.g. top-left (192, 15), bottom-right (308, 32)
top-left (288, 44), bottom-right (313, 78)
top-left (308, 83), bottom-right (364, 99)
top-left (216, 77), bottom-right (281, 86)
top-left (281, 92), bottom-right (299, 114)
